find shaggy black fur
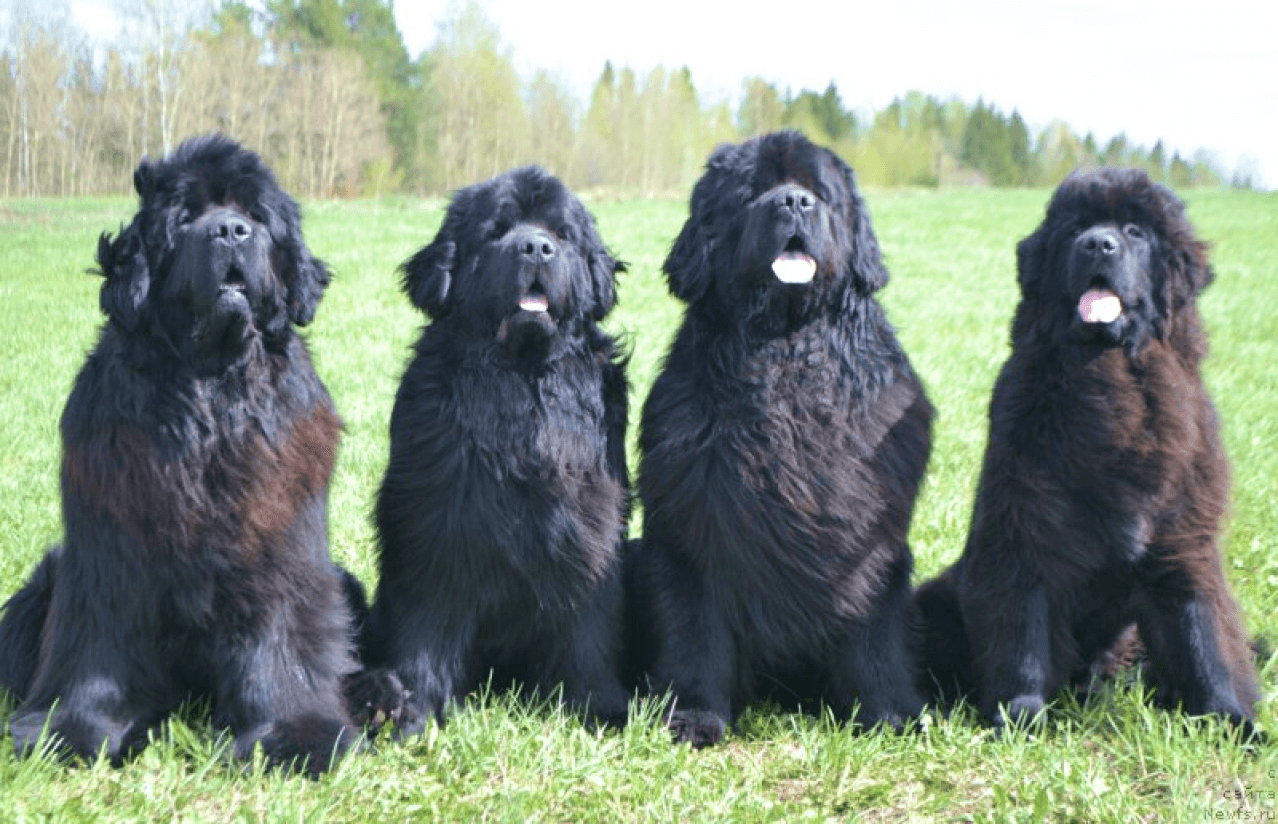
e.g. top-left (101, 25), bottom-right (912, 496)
top-left (630, 131), bottom-right (933, 746)
top-left (0, 135), bottom-right (360, 775)
top-left (914, 168), bottom-right (1259, 729)
top-left (361, 166), bottom-right (631, 735)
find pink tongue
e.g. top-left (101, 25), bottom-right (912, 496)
top-left (519, 294), bottom-right (549, 313)
top-left (1079, 289), bottom-right (1122, 324)
top-left (772, 252), bottom-right (816, 284)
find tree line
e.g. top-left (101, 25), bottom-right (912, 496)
top-left (1, 0), bottom-right (1241, 199)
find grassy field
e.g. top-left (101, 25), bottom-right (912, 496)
top-left (0, 187), bottom-right (1276, 821)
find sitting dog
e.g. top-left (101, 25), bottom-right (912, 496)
top-left (914, 168), bottom-right (1259, 730)
top-left (361, 166), bottom-right (632, 734)
top-left (0, 136), bottom-right (360, 775)
top-left (631, 131), bottom-right (934, 746)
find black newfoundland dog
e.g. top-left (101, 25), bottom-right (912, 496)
top-left (630, 131), bottom-right (933, 746)
top-left (0, 135), bottom-right (361, 774)
top-left (915, 168), bottom-right (1259, 729)
top-left (361, 166), bottom-right (631, 735)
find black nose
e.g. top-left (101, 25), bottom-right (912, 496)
top-left (779, 184), bottom-right (815, 215)
top-left (211, 213), bottom-right (252, 245)
top-left (511, 226), bottom-right (556, 263)
top-left (1077, 226), bottom-right (1121, 256)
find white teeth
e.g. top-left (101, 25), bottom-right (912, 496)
top-left (772, 253), bottom-right (816, 284)
top-left (519, 295), bottom-right (549, 313)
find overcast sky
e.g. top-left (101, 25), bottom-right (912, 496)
top-left (395, 1), bottom-right (1277, 189)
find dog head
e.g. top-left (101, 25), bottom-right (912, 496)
top-left (1015, 167), bottom-right (1213, 354)
top-left (663, 130), bottom-right (887, 333)
top-left (96, 135), bottom-right (330, 369)
top-left (402, 166), bottom-right (624, 359)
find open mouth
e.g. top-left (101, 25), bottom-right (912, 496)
top-left (772, 238), bottom-right (816, 284)
top-left (1078, 279), bottom-right (1122, 324)
top-left (518, 286), bottom-right (550, 314)
top-left (221, 265), bottom-right (247, 295)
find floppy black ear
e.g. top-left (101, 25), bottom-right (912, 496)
top-left (839, 156), bottom-right (889, 295)
top-left (132, 158), bottom-right (155, 199)
top-left (402, 233), bottom-right (456, 318)
top-left (664, 143), bottom-right (744, 303)
top-left (587, 250), bottom-right (624, 321)
top-left (663, 214), bottom-right (713, 303)
top-left (286, 250), bottom-right (331, 326)
top-left (1153, 183), bottom-right (1215, 311)
top-left (567, 196), bottom-right (623, 320)
top-left (1015, 228), bottom-right (1047, 295)
top-left (96, 225), bottom-right (151, 331)
top-left (1168, 239), bottom-right (1214, 308)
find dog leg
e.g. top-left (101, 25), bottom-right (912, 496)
top-left (827, 558), bottom-right (923, 730)
top-left (1135, 560), bottom-right (1257, 726)
top-left (551, 572), bottom-right (631, 729)
top-left (969, 580), bottom-right (1052, 728)
top-left (219, 609), bottom-right (359, 776)
top-left (11, 683), bottom-right (161, 766)
top-left (0, 546), bottom-right (60, 701)
top-left (646, 553), bottom-right (735, 747)
top-left (380, 607), bottom-right (474, 738)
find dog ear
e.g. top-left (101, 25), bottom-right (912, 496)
top-left (402, 231), bottom-right (456, 318)
top-left (1015, 228), bottom-right (1047, 295)
top-left (1154, 184), bottom-right (1215, 312)
top-left (132, 158), bottom-right (155, 199)
top-left (1167, 238), bottom-right (1214, 306)
top-left (573, 200), bottom-right (623, 320)
top-left (286, 248), bottom-right (331, 327)
top-left (837, 156), bottom-right (889, 295)
top-left (665, 142), bottom-right (750, 303)
top-left (96, 224), bottom-right (151, 331)
top-left (586, 250), bottom-right (624, 321)
top-left (266, 195), bottom-right (332, 327)
top-left (663, 213), bottom-right (714, 303)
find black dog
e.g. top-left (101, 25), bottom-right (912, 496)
top-left (0, 136), bottom-right (360, 775)
top-left (362, 166), bottom-right (631, 734)
top-left (630, 131), bottom-right (933, 746)
top-left (915, 168), bottom-right (1259, 729)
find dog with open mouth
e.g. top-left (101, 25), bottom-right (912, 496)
top-left (914, 167), bottom-right (1259, 730)
top-left (629, 131), bottom-right (934, 746)
top-left (0, 135), bottom-right (361, 775)
top-left (360, 166), bottom-right (632, 735)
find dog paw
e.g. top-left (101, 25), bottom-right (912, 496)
top-left (236, 715), bottom-right (359, 778)
top-left (994, 694), bottom-right (1046, 731)
top-left (667, 708), bottom-right (727, 748)
top-left (344, 668), bottom-right (413, 736)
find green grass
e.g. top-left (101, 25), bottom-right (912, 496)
top-left (1, 188), bottom-right (1276, 820)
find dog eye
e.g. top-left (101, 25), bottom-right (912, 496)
top-left (1123, 225), bottom-right (1144, 240)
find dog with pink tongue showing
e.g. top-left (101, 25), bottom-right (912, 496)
top-left (914, 168), bottom-right (1259, 733)
top-left (358, 166), bottom-right (634, 737)
top-left (1079, 287), bottom-right (1122, 324)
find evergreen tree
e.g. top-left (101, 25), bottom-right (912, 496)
top-left (267, 0), bottom-right (417, 187)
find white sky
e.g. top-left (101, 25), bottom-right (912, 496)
top-left (395, 0), bottom-right (1278, 188)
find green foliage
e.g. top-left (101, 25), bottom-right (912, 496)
top-left (738, 77), bottom-right (786, 138)
top-left (785, 83), bottom-right (857, 145)
top-left (422, 1), bottom-right (529, 191)
top-left (267, 0), bottom-right (420, 182)
top-left (1, 190), bottom-right (1275, 819)
top-left (0, 3), bottom-right (1244, 196)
